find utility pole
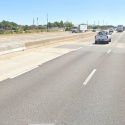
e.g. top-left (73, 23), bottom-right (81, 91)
top-left (87, 21), bottom-right (88, 25)
top-left (103, 20), bottom-right (104, 25)
top-left (47, 14), bottom-right (48, 32)
top-left (33, 18), bottom-right (35, 32)
top-left (37, 17), bottom-right (39, 32)
top-left (37, 17), bottom-right (38, 26)
top-left (33, 18), bottom-right (35, 25)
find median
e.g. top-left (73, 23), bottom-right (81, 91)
top-left (0, 32), bottom-right (96, 55)
top-left (25, 32), bottom-right (96, 48)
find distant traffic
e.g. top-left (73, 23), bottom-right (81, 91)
top-left (117, 25), bottom-right (124, 32)
top-left (95, 25), bottom-right (125, 44)
top-left (72, 24), bottom-right (87, 33)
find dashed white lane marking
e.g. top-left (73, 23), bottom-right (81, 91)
top-left (107, 50), bottom-right (111, 54)
top-left (28, 124), bottom-right (55, 125)
top-left (75, 47), bottom-right (83, 51)
top-left (10, 66), bottom-right (39, 79)
top-left (83, 69), bottom-right (97, 85)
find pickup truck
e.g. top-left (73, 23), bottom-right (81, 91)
top-left (95, 31), bottom-right (111, 44)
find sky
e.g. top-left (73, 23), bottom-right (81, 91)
top-left (0, 0), bottom-right (125, 26)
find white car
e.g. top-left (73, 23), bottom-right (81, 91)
top-left (109, 28), bottom-right (114, 33)
top-left (95, 31), bottom-right (111, 44)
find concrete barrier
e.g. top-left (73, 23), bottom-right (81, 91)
top-left (0, 32), bottom-right (96, 55)
top-left (0, 42), bottom-right (26, 55)
top-left (26, 32), bottom-right (96, 48)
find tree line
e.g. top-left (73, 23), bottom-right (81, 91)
top-left (0, 20), bottom-right (74, 30)
top-left (0, 20), bottom-right (116, 34)
top-left (48, 21), bottom-right (73, 28)
top-left (88, 25), bottom-right (115, 30)
top-left (0, 20), bottom-right (18, 30)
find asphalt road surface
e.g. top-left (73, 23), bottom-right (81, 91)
top-left (0, 32), bottom-right (125, 125)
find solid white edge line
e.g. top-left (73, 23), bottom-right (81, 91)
top-left (10, 66), bottom-right (39, 79)
top-left (83, 69), bottom-right (97, 85)
top-left (107, 50), bottom-right (111, 54)
top-left (0, 79), bottom-right (7, 82)
top-left (75, 47), bottom-right (83, 51)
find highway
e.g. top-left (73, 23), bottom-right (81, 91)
top-left (0, 31), bottom-right (125, 125)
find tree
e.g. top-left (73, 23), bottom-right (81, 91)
top-left (54, 21), bottom-right (60, 27)
top-left (12, 26), bottom-right (17, 30)
top-left (0, 20), bottom-right (18, 30)
top-left (48, 22), bottom-right (52, 28)
top-left (64, 22), bottom-right (73, 30)
top-left (60, 21), bottom-right (64, 27)
top-left (23, 25), bottom-right (29, 31)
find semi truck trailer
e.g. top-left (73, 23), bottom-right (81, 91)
top-left (72, 24), bottom-right (87, 33)
top-left (117, 25), bottom-right (124, 32)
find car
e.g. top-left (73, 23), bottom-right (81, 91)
top-left (95, 31), bottom-right (111, 44)
top-left (109, 28), bottom-right (114, 32)
top-left (92, 29), bottom-right (96, 32)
